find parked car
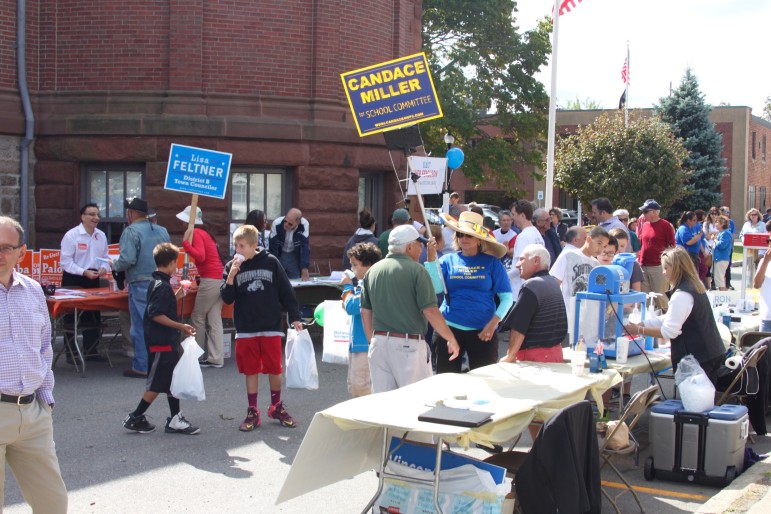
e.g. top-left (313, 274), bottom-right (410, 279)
top-left (560, 209), bottom-right (580, 227)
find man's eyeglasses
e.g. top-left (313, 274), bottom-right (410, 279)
top-left (618, 218), bottom-right (628, 222)
top-left (601, 251), bottom-right (616, 257)
top-left (0, 244), bottom-right (23, 255)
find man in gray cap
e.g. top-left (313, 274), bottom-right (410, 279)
top-left (111, 197), bottom-right (171, 377)
top-left (637, 199), bottom-right (674, 310)
top-left (361, 225), bottom-right (460, 393)
top-left (377, 208), bottom-right (411, 257)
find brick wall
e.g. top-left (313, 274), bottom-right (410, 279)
top-left (746, 117), bottom-right (771, 212)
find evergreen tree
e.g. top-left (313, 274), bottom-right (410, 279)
top-left (655, 69), bottom-right (726, 218)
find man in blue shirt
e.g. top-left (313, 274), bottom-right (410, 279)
top-left (112, 197), bottom-right (171, 377)
top-left (720, 206), bottom-right (736, 290)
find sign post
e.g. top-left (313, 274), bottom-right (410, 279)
top-left (165, 143), bottom-right (233, 272)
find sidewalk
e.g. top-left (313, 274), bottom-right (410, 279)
top-left (697, 456), bottom-right (771, 513)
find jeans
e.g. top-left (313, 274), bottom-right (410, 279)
top-left (128, 280), bottom-right (150, 372)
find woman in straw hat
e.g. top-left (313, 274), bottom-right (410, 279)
top-left (425, 211), bottom-right (513, 372)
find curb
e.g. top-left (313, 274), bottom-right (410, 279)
top-left (695, 456), bottom-right (771, 513)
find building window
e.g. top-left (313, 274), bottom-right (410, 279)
top-left (752, 131), bottom-right (757, 160)
top-left (229, 169), bottom-right (286, 250)
top-left (763, 134), bottom-right (767, 162)
top-left (84, 164), bottom-right (144, 243)
top-left (358, 171), bottom-right (383, 230)
top-left (760, 187), bottom-right (767, 213)
top-left (749, 185), bottom-right (756, 210)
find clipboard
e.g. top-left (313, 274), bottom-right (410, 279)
top-left (418, 405), bottom-right (493, 428)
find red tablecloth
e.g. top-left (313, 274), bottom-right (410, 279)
top-left (47, 288), bottom-right (129, 317)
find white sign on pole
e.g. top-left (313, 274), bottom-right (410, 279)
top-left (537, 190), bottom-right (544, 201)
top-left (406, 157), bottom-right (447, 196)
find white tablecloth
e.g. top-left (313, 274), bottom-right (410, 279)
top-left (276, 362), bottom-right (620, 504)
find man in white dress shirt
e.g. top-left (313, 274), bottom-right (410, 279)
top-left (59, 203), bottom-right (110, 363)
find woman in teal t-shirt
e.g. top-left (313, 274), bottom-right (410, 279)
top-left (425, 211), bottom-right (512, 373)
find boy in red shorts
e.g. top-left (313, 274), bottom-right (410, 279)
top-left (221, 225), bottom-right (303, 431)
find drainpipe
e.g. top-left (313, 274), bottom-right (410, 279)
top-left (17, 0), bottom-right (34, 243)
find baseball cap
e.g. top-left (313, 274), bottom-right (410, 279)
top-left (391, 208), bottom-right (410, 223)
top-left (388, 225), bottom-right (428, 246)
top-left (638, 199), bottom-right (661, 213)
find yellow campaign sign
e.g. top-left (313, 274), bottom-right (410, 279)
top-left (341, 52), bottom-right (443, 137)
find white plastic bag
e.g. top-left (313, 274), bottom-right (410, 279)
top-left (170, 336), bottom-right (206, 401)
top-left (675, 354), bottom-right (715, 412)
top-left (322, 300), bottom-right (350, 365)
top-left (285, 328), bottom-right (319, 390)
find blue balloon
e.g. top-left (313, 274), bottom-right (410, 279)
top-left (446, 147), bottom-right (465, 169)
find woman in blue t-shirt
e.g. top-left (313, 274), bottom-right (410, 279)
top-left (425, 211), bottom-right (513, 373)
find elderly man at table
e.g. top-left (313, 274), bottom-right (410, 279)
top-left (0, 216), bottom-right (68, 513)
top-left (269, 207), bottom-right (310, 281)
top-left (59, 202), bottom-right (111, 364)
top-left (111, 197), bottom-right (170, 378)
top-left (501, 244), bottom-right (568, 363)
top-left (360, 225), bottom-right (460, 393)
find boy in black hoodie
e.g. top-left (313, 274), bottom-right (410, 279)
top-left (123, 243), bottom-right (198, 435)
top-left (221, 225), bottom-right (303, 431)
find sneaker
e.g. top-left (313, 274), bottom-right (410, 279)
top-left (123, 413), bottom-right (156, 434)
top-left (239, 407), bottom-right (260, 432)
top-left (165, 413), bottom-right (201, 435)
top-left (199, 360), bottom-right (224, 368)
top-left (268, 401), bottom-right (297, 428)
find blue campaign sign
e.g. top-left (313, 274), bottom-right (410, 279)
top-left (341, 52), bottom-right (443, 137)
top-left (164, 144), bottom-right (233, 199)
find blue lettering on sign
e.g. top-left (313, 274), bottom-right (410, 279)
top-left (164, 143), bottom-right (233, 199)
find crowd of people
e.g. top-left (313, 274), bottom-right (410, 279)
top-left (2, 190), bottom-right (764, 511)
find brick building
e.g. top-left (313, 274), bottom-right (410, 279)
top-left (1, 0), bottom-right (423, 269)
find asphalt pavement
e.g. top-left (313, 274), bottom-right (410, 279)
top-left (4, 263), bottom-right (770, 513)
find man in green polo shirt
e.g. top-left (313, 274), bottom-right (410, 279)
top-left (361, 225), bottom-right (459, 393)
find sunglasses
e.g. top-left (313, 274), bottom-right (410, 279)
top-left (456, 232), bottom-right (476, 239)
top-left (618, 218), bottom-right (628, 222)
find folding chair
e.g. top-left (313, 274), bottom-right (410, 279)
top-left (599, 385), bottom-right (660, 514)
top-left (716, 345), bottom-right (767, 406)
top-left (738, 331), bottom-right (771, 349)
top-left (484, 401), bottom-right (601, 514)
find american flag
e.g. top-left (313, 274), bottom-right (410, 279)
top-left (621, 57), bottom-right (630, 85)
top-left (558, 0), bottom-right (584, 16)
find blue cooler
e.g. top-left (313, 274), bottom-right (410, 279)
top-left (646, 400), bottom-right (748, 486)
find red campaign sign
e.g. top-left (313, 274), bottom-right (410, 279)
top-left (743, 233), bottom-right (769, 249)
top-left (15, 250), bottom-right (36, 278)
top-left (39, 249), bottom-right (62, 286)
top-left (175, 249), bottom-right (199, 280)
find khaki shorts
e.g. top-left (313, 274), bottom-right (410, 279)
top-left (347, 352), bottom-right (372, 397)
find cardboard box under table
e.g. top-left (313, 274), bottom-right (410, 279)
top-left (646, 400), bottom-right (749, 486)
top-left (276, 362), bottom-right (620, 511)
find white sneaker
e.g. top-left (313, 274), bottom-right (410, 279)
top-left (165, 413), bottom-right (200, 435)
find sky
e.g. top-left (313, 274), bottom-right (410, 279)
top-left (514, 0), bottom-right (771, 115)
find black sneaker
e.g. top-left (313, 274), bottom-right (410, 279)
top-left (123, 413), bottom-right (156, 434)
top-left (199, 360), bottom-right (224, 368)
top-left (165, 413), bottom-right (201, 435)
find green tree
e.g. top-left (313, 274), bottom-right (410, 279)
top-left (421, 0), bottom-right (552, 193)
top-left (554, 112), bottom-right (689, 215)
top-left (764, 96), bottom-right (771, 121)
top-left (562, 96), bottom-right (602, 110)
top-left (655, 69), bottom-right (726, 217)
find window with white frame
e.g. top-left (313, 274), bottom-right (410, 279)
top-left (84, 164), bottom-right (144, 243)
top-left (229, 168), bottom-right (287, 251)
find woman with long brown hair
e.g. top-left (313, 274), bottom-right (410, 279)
top-left (625, 246), bottom-right (725, 384)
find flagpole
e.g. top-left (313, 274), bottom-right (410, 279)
top-left (545, 0), bottom-right (561, 210)
top-left (624, 41), bottom-right (630, 128)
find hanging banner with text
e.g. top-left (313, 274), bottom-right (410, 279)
top-left (406, 156), bottom-right (447, 196)
top-left (341, 53), bottom-right (442, 137)
top-left (164, 144), bottom-right (233, 199)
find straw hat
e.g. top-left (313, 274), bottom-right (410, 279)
top-left (440, 211), bottom-right (507, 258)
